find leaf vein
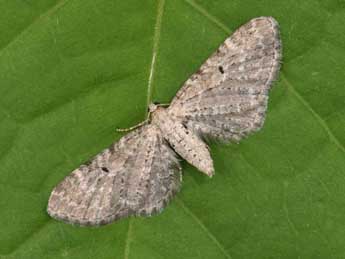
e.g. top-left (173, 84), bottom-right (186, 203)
top-left (183, 0), bottom-right (231, 34)
top-left (124, 219), bottom-right (133, 259)
top-left (282, 75), bottom-right (345, 154)
top-left (4, 219), bottom-right (52, 255)
top-left (0, 0), bottom-right (70, 56)
top-left (176, 197), bottom-right (233, 259)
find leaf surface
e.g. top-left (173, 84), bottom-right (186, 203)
top-left (0, 0), bottom-right (344, 258)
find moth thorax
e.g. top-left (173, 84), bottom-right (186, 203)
top-left (150, 106), bottom-right (168, 124)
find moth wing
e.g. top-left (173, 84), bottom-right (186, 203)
top-left (47, 125), bottom-right (181, 226)
top-left (168, 17), bottom-right (281, 141)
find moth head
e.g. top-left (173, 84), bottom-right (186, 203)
top-left (148, 103), bottom-right (158, 113)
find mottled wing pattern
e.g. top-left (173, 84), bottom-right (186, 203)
top-left (47, 125), bottom-right (181, 226)
top-left (168, 17), bottom-right (281, 141)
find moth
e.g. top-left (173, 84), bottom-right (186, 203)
top-left (48, 16), bottom-right (282, 226)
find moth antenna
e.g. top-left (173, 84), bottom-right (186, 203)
top-left (116, 119), bottom-right (149, 132)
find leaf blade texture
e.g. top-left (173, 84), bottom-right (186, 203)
top-left (0, 0), bottom-right (344, 258)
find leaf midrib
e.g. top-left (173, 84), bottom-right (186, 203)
top-left (146, 0), bottom-right (165, 112)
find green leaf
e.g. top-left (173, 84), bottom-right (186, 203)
top-left (0, 0), bottom-right (344, 258)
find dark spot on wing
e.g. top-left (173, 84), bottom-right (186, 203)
top-left (218, 66), bottom-right (224, 74)
top-left (101, 167), bottom-right (109, 173)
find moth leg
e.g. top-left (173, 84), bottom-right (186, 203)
top-left (116, 119), bottom-right (149, 132)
